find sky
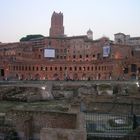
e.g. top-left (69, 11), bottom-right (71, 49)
top-left (0, 0), bottom-right (140, 43)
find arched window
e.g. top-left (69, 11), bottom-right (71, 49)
top-left (50, 67), bottom-right (53, 71)
top-left (69, 67), bottom-right (72, 71)
top-left (36, 67), bottom-right (38, 71)
top-left (25, 66), bottom-right (27, 71)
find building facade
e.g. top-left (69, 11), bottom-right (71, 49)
top-left (0, 12), bottom-right (140, 81)
top-left (114, 32), bottom-right (140, 47)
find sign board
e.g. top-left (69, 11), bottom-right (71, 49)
top-left (103, 46), bottom-right (110, 57)
top-left (44, 48), bottom-right (55, 58)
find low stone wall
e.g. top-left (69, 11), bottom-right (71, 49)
top-left (6, 110), bottom-right (85, 140)
top-left (40, 128), bottom-right (86, 140)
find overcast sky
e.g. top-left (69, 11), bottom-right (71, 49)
top-left (0, 0), bottom-right (140, 43)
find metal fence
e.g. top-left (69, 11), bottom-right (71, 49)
top-left (85, 112), bottom-right (140, 140)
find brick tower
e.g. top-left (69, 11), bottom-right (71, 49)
top-left (49, 11), bottom-right (64, 37)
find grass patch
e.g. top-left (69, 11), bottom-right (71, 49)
top-left (98, 84), bottom-right (112, 91)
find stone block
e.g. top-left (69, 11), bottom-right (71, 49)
top-left (40, 128), bottom-right (87, 140)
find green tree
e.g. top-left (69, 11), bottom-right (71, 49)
top-left (20, 34), bottom-right (44, 42)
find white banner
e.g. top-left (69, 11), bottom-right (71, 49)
top-left (103, 46), bottom-right (110, 57)
top-left (44, 48), bottom-right (55, 58)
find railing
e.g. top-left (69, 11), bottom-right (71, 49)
top-left (85, 112), bottom-right (140, 140)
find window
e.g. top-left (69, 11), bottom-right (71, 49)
top-left (95, 66), bottom-right (97, 71)
top-left (69, 67), bottom-right (72, 71)
top-left (49, 41), bottom-right (51, 45)
top-left (102, 66), bottom-right (104, 71)
top-left (80, 55), bottom-right (82, 58)
top-left (25, 66), bottom-right (27, 71)
top-left (13, 66), bottom-right (15, 70)
top-left (16, 66), bottom-right (18, 71)
top-left (97, 53), bottom-right (100, 59)
top-left (60, 67), bottom-right (62, 71)
top-left (50, 67), bottom-right (52, 71)
top-left (131, 64), bottom-right (137, 72)
top-left (38, 55), bottom-right (41, 59)
top-left (55, 67), bottom-right (57, 71)
top-left (79, 67), bottom-right (82, 71)
top-left (75, 67), bottom-right (77, 71)
top-left (131, 50), bottom-right (134, 56)
top-left (83, 67), bottom-right (85, 71)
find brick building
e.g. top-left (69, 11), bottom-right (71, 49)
top-left (0, 11), bottom-right (140, 80)
top-left (49, 11), bottom-right (64, 37)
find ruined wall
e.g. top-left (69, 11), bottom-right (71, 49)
top-left (40, 128), bottom-right (86, 140)
top-left (6, 110), bottom-right (77, 140)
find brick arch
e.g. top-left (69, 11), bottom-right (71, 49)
top-left (21, 74), bottom-right (25, 80)
top-left (53, 73), bottom-right (59, 80)
top-left (73, 73), bottom-right (78, 80)
top-left (82, 73), bottom-right (86, 80)
top-left (15, 73), bottom-right (19, 80)
top-left (35, 74), bottom-right (40, 80)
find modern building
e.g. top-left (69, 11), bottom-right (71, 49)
top-left (0, 11), bottom-right (140, 80)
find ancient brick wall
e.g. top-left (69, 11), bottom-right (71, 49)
top-left (40, 128), bottom-right (86, 140)
top-left (6, 110), bottom-right (77, 139)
